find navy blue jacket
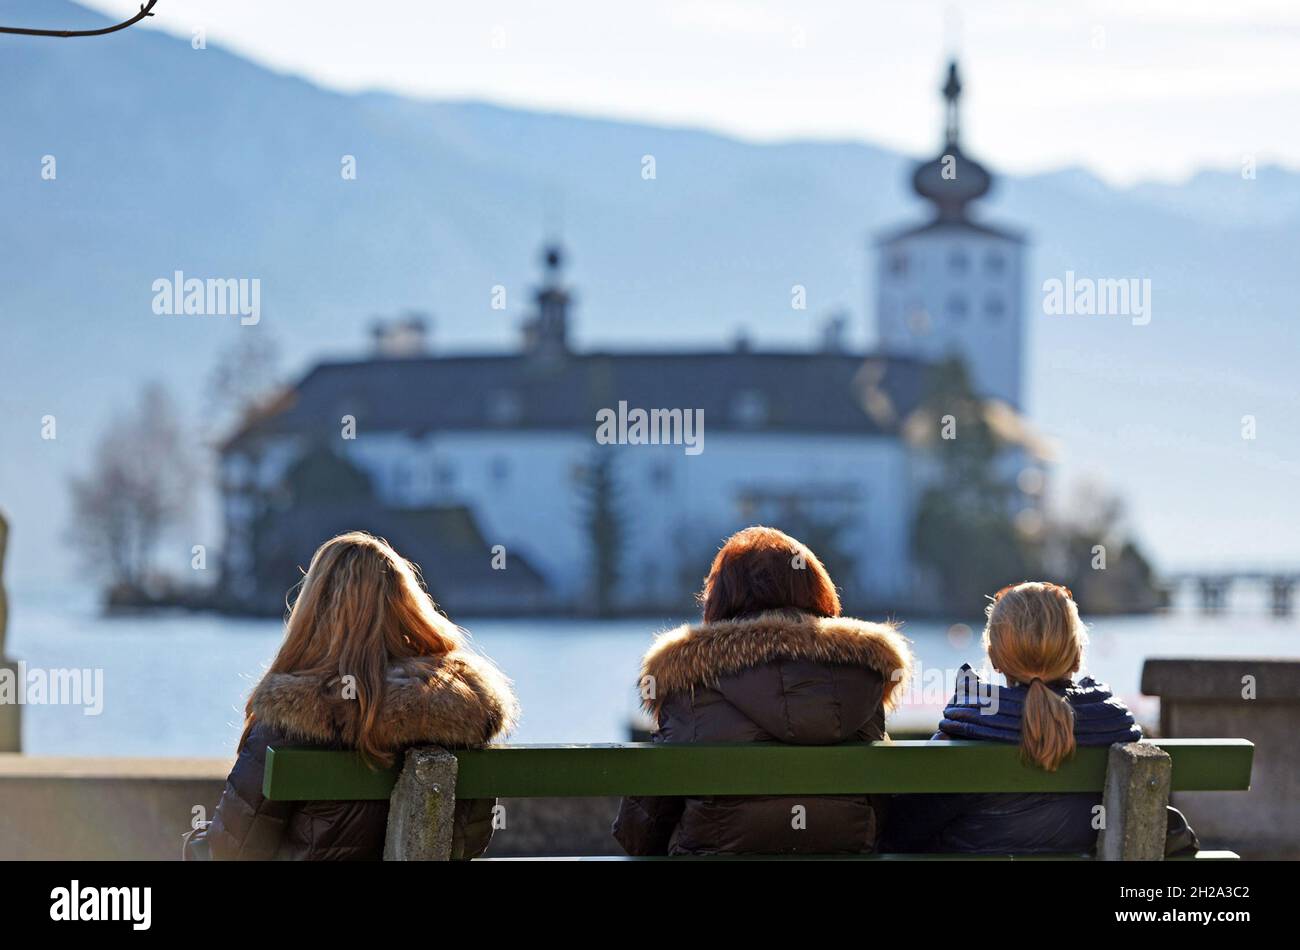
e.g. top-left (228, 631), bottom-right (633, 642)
top-left (882, 664), bottom-right (1141, 854)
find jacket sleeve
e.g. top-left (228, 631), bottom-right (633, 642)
top-left (208, 724), bottom-right (297, 860)
top-left (1165, 805), bottom-right (1200, 856)
top-left (611, 795), bottom-right (686, 856)
top-left (451, 798), bottom-right (498, 860)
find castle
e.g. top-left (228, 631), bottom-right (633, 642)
top-left (217, 61), bottom-right (1044, 615)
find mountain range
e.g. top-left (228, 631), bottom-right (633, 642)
top-left (1, 0), bottom-right (1297, 586)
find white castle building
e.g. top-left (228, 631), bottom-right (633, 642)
top-left (217, 61), bottom-right (1041, 615)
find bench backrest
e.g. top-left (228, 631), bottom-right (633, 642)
top-left (263, 738), bottom-right (1254, 801)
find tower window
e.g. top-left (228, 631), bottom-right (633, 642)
top-left (984, 295), bottom-right (1006, 321)
top-left (906, 303), bottom-right (931, 337)
top-left (984, 251), bottom-right (1006, 275)
top-left (948, 249), bottom-right (970, 275)
top-left (946, 295), bottom-right (969, 322)
top-left (888, 251), bottom-right (909, 279)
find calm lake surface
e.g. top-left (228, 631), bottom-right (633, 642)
top-left (9, 587), bottom-right (1300, 757)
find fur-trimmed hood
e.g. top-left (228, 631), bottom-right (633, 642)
top-left (640, 609), bottom-right (913, 712)
top-left (249, 651), bottom-right (518, 750)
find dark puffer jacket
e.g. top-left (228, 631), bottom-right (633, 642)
top-left (206, 652), bottom-right (517, 860)
top-left (612, 609), bottom-right (912, 856)
top-left (883, 664), bottom-right (1148, 854)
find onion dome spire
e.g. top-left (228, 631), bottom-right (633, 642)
top-left (911, 59), bottom-right (992, 222)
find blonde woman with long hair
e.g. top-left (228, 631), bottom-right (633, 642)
top-left (201, 532), bottom-right (518, 860)
top-left (883, 582), bottom-right (1197, 854)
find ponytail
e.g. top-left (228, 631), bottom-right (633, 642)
top-left (1020, 677), bottom-right (1076, 771)
top-left (984, 582), bottom-right (1087, 771)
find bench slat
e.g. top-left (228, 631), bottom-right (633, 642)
top-left (264, 738), bottom-right (1252, 801)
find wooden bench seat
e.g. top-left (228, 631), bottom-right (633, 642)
top-left (263, 738), bottom-right (1254, 860)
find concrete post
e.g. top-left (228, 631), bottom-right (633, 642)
top-left (1095, 742), bottom-right (1171, 861)
top-left (0, 510), bottom-right (18, 754)
top-left (383, 746), bottom-right (458, 861)
top-left (0, 661), bottom-right (20, 753)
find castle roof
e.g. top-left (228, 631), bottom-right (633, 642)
top-left (222, 350), bottom-right (931, 452)
top-left (875, 216), bottom-right (1026, 246)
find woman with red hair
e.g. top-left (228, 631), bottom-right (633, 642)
top-left (612, 526), bottom-right (912, 855)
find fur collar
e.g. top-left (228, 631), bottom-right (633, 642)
top-left (250, 651), bottom-right (518, 750)
top-left (641, 610), bottom-right (913, 711)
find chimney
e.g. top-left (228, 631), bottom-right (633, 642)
top-left (371, 312), bottom-right (431, 358)
top-left (820, 311), bottom-right (849, 354)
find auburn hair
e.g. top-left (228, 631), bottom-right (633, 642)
top-left (983, 581), bottom-right (1087, 771)
top-left (699, 526), bottom-right (841, 623)
top-left (240, 531), bottom-right (464, 766)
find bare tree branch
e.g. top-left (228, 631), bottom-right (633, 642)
top-left (1, 1), bottom-right (158, 38)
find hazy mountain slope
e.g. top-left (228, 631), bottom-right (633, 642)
top-left (1, 0), bottom-right (1297, 586)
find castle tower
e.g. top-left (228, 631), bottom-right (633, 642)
top-left (522, 241), bottom-right (571, 359)
top-left (875, 60), bottom-right (1026, 409)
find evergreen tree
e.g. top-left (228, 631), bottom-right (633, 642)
top-left (578, 447), bottom-right (627, 616)
top-left (910, 358), bottom-right (1031, 613)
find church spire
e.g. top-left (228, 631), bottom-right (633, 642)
top-left (911, 58), bottom-right (991, 222)
top-left (942, 59), bottom-right (962, 146)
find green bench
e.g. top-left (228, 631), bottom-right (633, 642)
top-left (263, 738), bottom-right (1254, 860)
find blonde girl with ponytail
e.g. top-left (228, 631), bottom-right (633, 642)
top-left (880, 581), bottom-right (1199, 855)
top-left (983, 582), bottom-right (1086, 771)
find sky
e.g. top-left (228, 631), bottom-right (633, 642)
top-left (75, 0), bottom-right (1300, 186)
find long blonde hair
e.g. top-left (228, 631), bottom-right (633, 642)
top-left (241, 531), bottom-right (465, 765)
top-left (983, 582), bottom-right (1087, 772)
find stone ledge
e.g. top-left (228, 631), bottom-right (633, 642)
top-left (0, 754), bottom-right (231, 780)
top-left (1141, 657), bottom-right (1300, 701)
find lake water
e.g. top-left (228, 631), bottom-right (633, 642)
top-left (7, 588), bottom-right (1300, 757)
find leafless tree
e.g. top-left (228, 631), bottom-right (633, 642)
top-left (203, 331), bottom-right (283, 442)
top-left (67, 382), bottom-right (196, 592)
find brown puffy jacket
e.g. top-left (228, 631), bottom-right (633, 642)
top-left (613, 609), bottom-right (912, 856)
top-left (206, 652), bottom-right (517, 860)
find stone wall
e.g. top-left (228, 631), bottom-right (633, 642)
top-left (0, 756), bottom-right (230, 860)
top-left (1142, 657), bottom-right (1300, 859)
top-left (0, 756), bottom-right (623, 859)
